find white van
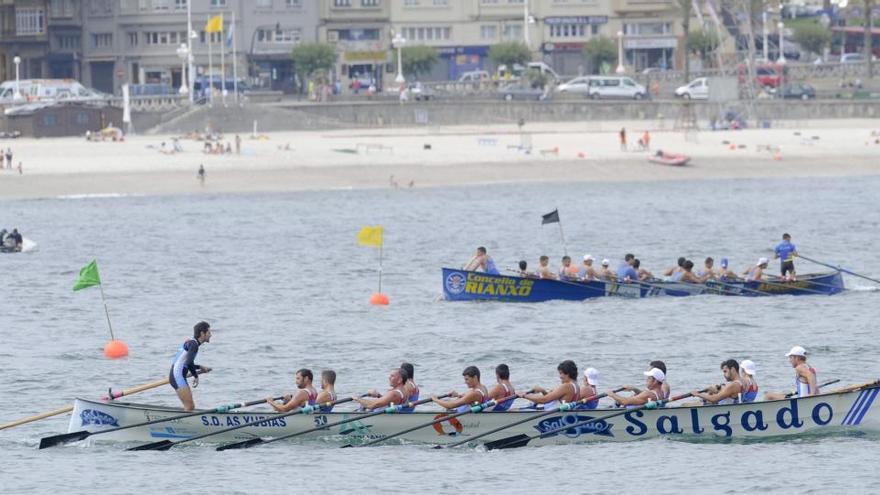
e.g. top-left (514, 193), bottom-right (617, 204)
top-left (586, 76), bottom-right (647, 100)
top-left (675, 77), bottom-right (709, 100)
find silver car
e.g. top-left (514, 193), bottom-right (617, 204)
top-left (586, 76), bottom-right (647, 100)
top-left (556, 76), bottom-right (592, 94)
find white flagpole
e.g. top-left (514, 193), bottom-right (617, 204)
top-left (378, 243), bottom-right (383, 293)
top-left (221, 14), bottom-right (226, 106)
top-left (232, 10), bottom-right (238, 104)
top-left (97, 283), bottom-right (116, 341)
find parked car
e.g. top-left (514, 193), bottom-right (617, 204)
top-left (498, 83), bottom-right (549, 101)
top-left (458, 70), bottom-right (489, 82)
top-left (556, 76), bottom-right (592, 94)
top-left (841, 53), bottom-right (877, 64)
top-left (737, 63), bottom-right (787, 88)
top-left (780, 83), bottom-right (816, 100)
top-left (675, 77), bottom-right (709, 100)
top-left (409, 82), bottom-right (435, 101)
top-left (587, 76), bottom-right (647, 100)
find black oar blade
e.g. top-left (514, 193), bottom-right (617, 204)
top-left (127, 440), bottom-right (174, 451)
top-left (38, 430), bottom-right (91, 449)
top-left (216, 438), bottom-right (263, 451)
top-left (484, 434), bottom-right (531, 451)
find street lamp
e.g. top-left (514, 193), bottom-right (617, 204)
top-left (777, 21), bottom-right (786, 64)
top-left (762, 11), bottom-right (769, 62)
top-left (12, 56), bottom-right (22, 101)
top-left (616, 31), bottom-right (625, 74)
top-left (392, 33), bottom-right (406, 85)
top-left (176, 43), bottom-right (190, 95)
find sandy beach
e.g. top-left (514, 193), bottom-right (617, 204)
top-left (0, 118), bottom-right (878, 200)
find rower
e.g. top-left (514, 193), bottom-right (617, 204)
top-left (607, 367), bottom-right (667, 407)
top-left (617, 253), bottom-right (639, 282)
top-left (576, 367), bottom-right (601, 410)
top-left (597, 259), bottom-right (614, 280)
top-left (744, 258), bottom-right (769, 281)
top-left (487, 363), bottom-right (517, 411)
top-left (691, 359), bottom-right (744, 404)
top-left (267, 368), bottom-right (318, 412)
top-left (697, 257), bottom-right (718, 281)
top-left (517, 260), bottom-right (530, 277)
top-left (718, 258), bottom-right (739, 281)
top-left (169, 321), bottom-right (213, 411)
top-left (464, 246), bottom-right (500, 275)
top-left (353, 368), bottom-right (410, 410)
top-left (399, 362), bottom-right (420, 412)
top-left (663, 257), bottom-right (686, 277)
top-left (536, 255), bottom-right (557, 280)
top-left (765, 346), bottom-right (819, 400)
top-left (580, 254), bottom-right (599, 281)
top-left (558, 255), bottom-right (578, 280)
top-left (679, 260), bottom-right (708, 283)
top-left (739, 360), bottom-right (759, 403)
top-left (431, 366), bottom-right (489, 412)
top-left (519, 360), bottom-right (580, 409)
top-left (620, 360), bottom-right (671, 399)
top-left (774, 233), bottom-right (799, 281)
top-left (633, 259), bottom-right (654, 281)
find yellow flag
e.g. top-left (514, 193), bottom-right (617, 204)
top-left (357, 225), bottom-right (383, 247)
top-left (205, 15), bottom-right (223, 34)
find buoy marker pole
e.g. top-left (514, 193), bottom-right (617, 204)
top-left (97, 282), bottom-right (115, 341)
top-left (378, 242), bottom-right (383, 294)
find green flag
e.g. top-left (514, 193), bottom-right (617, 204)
top-left (73, 260), bottom-right (101, 291)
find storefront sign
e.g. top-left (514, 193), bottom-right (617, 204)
top-left (624, 37), bottom-right (678, 49)
top-left (344, 51), bottom-right (389, 63)
top-left (545, 16), bottom-right (608, 25)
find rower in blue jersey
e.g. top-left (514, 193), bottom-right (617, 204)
top-left (316, 370), bottom-right (338, 412)
top-left (739, 360), bottom-right (759, 403)
top-left (267, 368), bottom-right (318, 412)
top-left (431, 366), bottom-right (489, 413)
top-left (607, 367), bottom-right (667, 407)
top-left (169, 321), bottom-right (213, 411)
top-left (353, 368), bottom-right (410, 411)
top-left (520, 360), bottom-right (580, 410)
top-left (774, 233), bottom-right (799, 280)
top-left (617, 253), bottom-right (639, 282)
top-left (463, 246), bottom-right (500, 275)
top-left (575, 367), bottom-right (601, 410)
top-left (691, 359), bottom-right (745, 405)
top-left (487, 364), bottom-right (517, 411)
top-left (398, 362), bottom-right (419, 412)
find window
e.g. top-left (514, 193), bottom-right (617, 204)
top-left (550, 24), bottom-right (586, 38)
top-left (256, 0), bottom-right (271, 6)
top-left (210, 0), bottom-right (226, 6)
top-left (480, 25), bottom-right (497, 40)
top-left (337, 28), bottom-right (379, 40)
top-left (153, 0), bottom-right (170, 10)
top-left (433, 0), bottom-right (448, 4)
top-left (92, 33), bottom-right (113, 48)
top-left (200, 31), bottom-right (223, 43)
top-left (76, 112), bottom-right (90, 124)
top-left (623, 22), bottom-right (672, 36)
top-left (402, 26), bottom-right (450, 42)
top-left (286, 0), bottom-right (301, 6)
top-left (57, 35), bottom-right (81, 49)
top-left (50, 0), bottom-right (74, 17)
top-left (43, 114), bottom-right (58, 126)
top-left (361, 0), bottom-right (379, 6)
top-left (480, 0), bottom-right (500, 4)
top-left (175, 0), bottom-right (187, 9)
top-left (334, 0), bottom-right (352, 6)
top-left (16, 8), bottom-right (45, 35)
top-left (404, 0), bottom-right (419, 5)
top-left (128, 32), bottom-right (138, 46)
top-left (256, 29), bottom-right (301, 43)
top-left (502, 24), bottom-right (522, 40)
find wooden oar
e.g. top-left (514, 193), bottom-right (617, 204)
top-left (485, 388), bottom-right (711, 450)
top-left (129, 394), bottom-right (362, 451)
top-left (825, 379), bottom-right (878, 394)
top-left (797, 255), bottom-right (880, 286)
top-left (216, 394), bottom-right (449, 451)
top-left (0, 377), bottom-right (170, 432)
top-left (437, 387), bottom-right (625, 450)
top-left (39, 395), bottom-right (284, 449)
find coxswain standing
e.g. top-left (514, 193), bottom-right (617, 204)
top-left (765, 346), bottom-right (819, 400)
top-left (353, 368), bottom-right (410, 411)
top-left (169, 321), bottom-right (213, 411)
top-left (267, 368), bottom-right (318, 412)
top-left (520, 360), bottom-right (580, 409)
top-left (691, 359), bottom-right (744, 404)
top-left (486, 364), bottom-right (517, 411)
top-left (774, 233), bottom-right (799, 281)
top-left (432, 366), bottom-right (489, 412)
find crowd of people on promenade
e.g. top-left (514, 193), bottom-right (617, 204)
top-left (463, 233), bottom-right (801, 285)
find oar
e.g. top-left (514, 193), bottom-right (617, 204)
top-left (39, 395), bottom-right (285, 449)
top-left (784, 378), bottom-right (840, 398)
top-left (0, 377), bottom-right (170, 432)
top-left (348, 390), bottom-right (532, 448)
top-left (798, 255), bottom-right (880, 286)
top-left (437, 387), bottom-right (626, 450)
top-left (216, 394), bottom-right (449, 451)
top-left (485, 388), bottom-right (711, 450)
top-left (130, 394), bottom-right (362, 451)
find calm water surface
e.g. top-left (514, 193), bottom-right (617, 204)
top-left (1, 176), bottom-right (879, 494)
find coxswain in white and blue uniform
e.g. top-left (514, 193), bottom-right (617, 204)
top-left (315, 370), bottom-right (338, 413)
top-left (774, 233), bottom-right (799, 280)
top-left (692, 359), bottom-right (745, 405)
top-left (487, 364), bottom-right (517, 412)
top-left (431, 366), bottom-right (489, 413)
top-left (267, 368), bottom-right (318, 413)
top-left (520, 360), bottom-right (580, 410)
top-left (739, 360), bottom-right (759, 403)
top-left (353, 368), bottom-right (410, 411)
top-left (399, 362), bottom-right (420, 413)
top-left (169, 321), bottom-right (213, 411)
top-left (575, 367), bottom-right (602, 410)
top-left (607, 367), bottom-right (667, 407)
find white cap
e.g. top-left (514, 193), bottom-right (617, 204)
top-left (786, 345), bottom-right (807, 357)
top-left (757, 257), bottom-right (769, 266)
top-left (643, 367), bottom-right (666, 382)
top-left (583, 254), bottom-right (594, 262)
top-left (741, 359), bottom-right (757, 376)
top-left (584, 367), bottom-right (600, 386)
top-left (601, 258), bottom-right (610, 266)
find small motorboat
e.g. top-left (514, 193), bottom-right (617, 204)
top-left (648, 150), bottom-right (691, 166)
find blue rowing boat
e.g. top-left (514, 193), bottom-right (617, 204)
top-left (441, 268), bottom-right (844, 302)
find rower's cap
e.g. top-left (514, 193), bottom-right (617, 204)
top-left (757, 257), bottom-right (769, 266)
top-left (786, 346), bottom-right (807, 357)
top-left (601, 258), bottom-right (610, 266)
top-left (643, 367), bottom-right (666, 382)
top-left (741, 359), bottom-right (757, 376)
top-left (583, 254), bottom-right (594, 262)
top-left (584, 367), bottom-right (600, 386)
top-left (720, 257), bottom-right (729, 268)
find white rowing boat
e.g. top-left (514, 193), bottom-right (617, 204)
top-left (68, 382), bottom-right (879, 446)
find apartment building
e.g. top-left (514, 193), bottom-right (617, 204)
top-left (0, 0), bottom-right (50, 82)
top-left (318, 0), bottom-right (392, 88)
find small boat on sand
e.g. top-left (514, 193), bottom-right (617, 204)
top-left (649, 151), bottom-right (691, 166)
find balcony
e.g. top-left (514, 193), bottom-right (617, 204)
top-left (612, 0), bottom-right (675, 14)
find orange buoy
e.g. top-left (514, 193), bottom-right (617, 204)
top-left (104, 339), bottom-right (129, 359)
top-left (370, 293), bottom-right (390, 306)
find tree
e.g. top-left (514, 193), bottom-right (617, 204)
top-left (392, 45), bottom-right (438, 79)
top-left (678, 0), bottom-right (692, 82)
top-left (582, 36), bottom-right (617, 74)
top-left (488, 42), bottom-right (531, 70)
top-left (792, 21), bottom-right (831, 57)
top-left (688, 30), bottom-right (720, 67)
top-left (291, 43), bottom-right (336, 81)
top-left (865, 0), bottom-right (874, 77)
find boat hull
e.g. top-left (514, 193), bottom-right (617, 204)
top-left (68, 385), bottom-right (879, 446)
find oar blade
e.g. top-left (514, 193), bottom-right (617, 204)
top-left (484, 434), bottom-right (530, 451)
top-left (216, 438), bottom-right (263, 451)
top-left (38, 430), bottom-right (91, 449)
top-left (127, 440), bottom-right (174, 451)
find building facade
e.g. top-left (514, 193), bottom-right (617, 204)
top-left (318, 0), bottom-right (392, 89)
top-left (0, 0), bottom-right (51, 83)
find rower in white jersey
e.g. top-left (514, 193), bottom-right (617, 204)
top-left (431, 366), bottom-right (489, 412)
top-left (607, 367), bottom-right (668, 406)
top-left (520, 360), bottom-right (580, 409)
top-left (691, 359), bottom-right (745, 404)
top-left (267, 368), bottom-right (318, 412)
top-left (486, 364), bottom-right (517, 411)
top-left (765, 346), bottom-right (820, 400)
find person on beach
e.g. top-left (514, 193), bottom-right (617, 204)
top-left (619, 128), bottom-right (627, 151)
top-left (463, 246), bottom-right (499, 275)
top-left (739, 359), bottom-right (759, 403)
top-left (169, 321), bottom-right (213, 411)
top-left (197, 164), bottom-right (205, 186)
top-left (432, 366), bottom-right (489, 413)
top-left (536, 255), bottom-right (557, 279)
top-left (519, 360), bottom-right (580, 410)
top-left (5, 148), bottom-right (12, 169)
top-left (580, 254), bottom-right (599, 281)
top-left (774, 233), bottom-right (799, 281)
top-left (267, 368), bottom-right (318, 413)
top-left (235, 134), bottom-right (241, 154)
top-left (353, 368), bottom-right (410, 411)
top-left (608, 367), bottom-right (667, 407)
top-left (691, 359), bottom-right (744, 404)
top-left (744, 258), bottom-right (769, 281)
top-left (765, 346), bottom-right (819, 400)
top-left (398, 362), bottom-right (420, 412)
top-left (487, 364), bottom-right (517, 411)
top-left (315, 370), bottom-right (338, 412)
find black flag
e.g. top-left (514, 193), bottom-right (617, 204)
top-left (541, 209), bottom-right (560, 225)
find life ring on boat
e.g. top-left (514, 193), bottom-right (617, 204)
top-left (432, 413), bottom-right (464, 436)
